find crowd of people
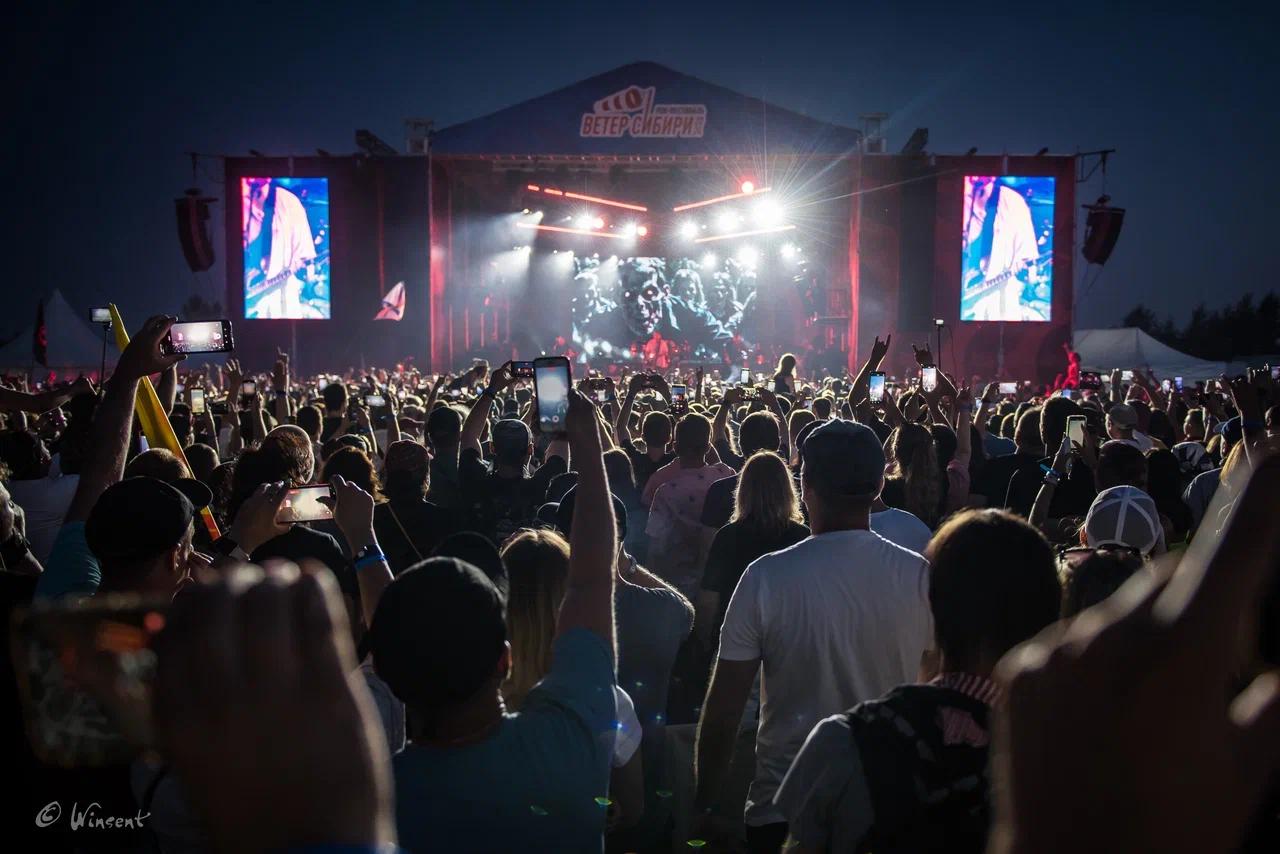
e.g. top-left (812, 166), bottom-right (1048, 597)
top-left (1, 317), bottom-right (1277, 853)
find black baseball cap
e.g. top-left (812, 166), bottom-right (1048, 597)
top-left (492, 418), bottom-right (532, 457)
top-left (800, 419), bottom-right (887, 499)
top-left (85, 476), bottom-right (211, 561)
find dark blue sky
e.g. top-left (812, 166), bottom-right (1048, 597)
top-left (7, 1), bottom-right (1276, 339)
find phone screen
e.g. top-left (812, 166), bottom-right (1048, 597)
top-left (998, 382), bottom-right (1018, 395)
top-left (163, 320), bottom-right (233, 355)
top-left (241, 380), bottom-right (256, 396)
top-left (671, 384), bottom-right (687, 405)
top-left (1161, 379), bottom-right (1171, 393)
top-left (1079, 372), bottom-right (1101, 391)
top-left (512, 361), bottom-right (535, 379)
top-left (921, 366), bottom-right (938, 393)
top-left (279, 486), bottom-right (334, 523)
top-left (869, 372), bottom-right (886, 402)
top-left (1175, 376), bottom-right (1184, 390)
top-left (1121, 370), bottom-right (1134, 382)
top-left (365, 394), bottom-right (386, 408)
top-left (1067, 415), bottom-right (1086, 448)
top-left (534, 357), bottom-right (571, 434)
top-left (742, 371), bottom-right (753, 386)
top-left (1061, 388), bottom-right (1072, 399)
top-left (190, 388), bottom-right (206, 414)
top-left (91, 307), bottom-right (112, 324)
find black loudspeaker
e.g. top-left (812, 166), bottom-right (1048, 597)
top-left (1082, 203), bottom-right (1125, 265)
top-left (175, 188), bottom-right (216, 272)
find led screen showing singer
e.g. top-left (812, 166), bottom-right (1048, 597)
top-left (242, 177), bottom-right (331, 319)
top-left (960, 175), bottom-right (1054, 322)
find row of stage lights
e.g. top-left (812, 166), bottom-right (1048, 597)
top-left (519, 181), bottom-right (795, 245)
top-left (507, 242), bottom-right (805, 271)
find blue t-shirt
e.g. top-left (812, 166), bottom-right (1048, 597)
top-left (34, 522), bottom-right (101, 600)
top-left (392, 628), bottom-right (616, 853)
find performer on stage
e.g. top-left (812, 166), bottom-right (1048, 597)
top-left (961, 176), bottom-right (1049, 321)
top-left (243, 177), bottom-right (319, 319)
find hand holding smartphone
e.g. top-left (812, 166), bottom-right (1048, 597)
top-left (670, 383), bottom-right (688, 415)
top-left (921, 365), bottom-right (938, 393)
top-left (534, 356), bottom-right (571, 434)
top-left (161, 320), bottom-right (235, 356)
top-left (190, 387), bottom-right (206, 415)
top-left (278, 485), bottom-right (335, 523)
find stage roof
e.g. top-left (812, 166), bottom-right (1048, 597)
top-left (431, 61), bottom-right (862, 159)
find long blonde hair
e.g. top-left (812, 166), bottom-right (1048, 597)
top-left (731, 451), bottom-right (804, 536)
top-left (499, 529), bottom-right (570, 710)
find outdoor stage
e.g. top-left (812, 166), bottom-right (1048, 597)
top-left (225, 62), bottom-right (1075, 382)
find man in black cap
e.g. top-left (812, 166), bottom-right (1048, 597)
top-left (694, 419), bottom-right (932, 852)
top-left (85, 476), bottom-right (211, 596)
top-left (457, 364), bottom-right (567, 546)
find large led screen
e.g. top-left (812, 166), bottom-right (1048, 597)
top-left (960, 175), bottom-right (1054, 321)
top-left (241, 177), bottom-right (330, 319)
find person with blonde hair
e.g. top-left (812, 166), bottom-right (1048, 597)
top-left (697, 451), bottom-right (809, 644)
top-left (499, 528), bottom-right (645, 832)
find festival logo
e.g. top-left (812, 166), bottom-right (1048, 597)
top-left (580, 86), bottom-right (707, 139)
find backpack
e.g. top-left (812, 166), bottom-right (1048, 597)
top-left (846, 683), bottom-right (992, 854)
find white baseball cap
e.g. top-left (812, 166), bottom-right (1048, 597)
top-left (1084, 486), bottom-right (1163, 556)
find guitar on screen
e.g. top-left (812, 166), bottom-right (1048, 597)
top-left (245, 250), bottom-right (331, 303)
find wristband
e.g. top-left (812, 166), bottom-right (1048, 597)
top-left (353, 545), bottom-right (387, 572)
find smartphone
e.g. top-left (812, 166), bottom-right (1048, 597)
top-left (278, 485), bottom-right (334, 523)
top-left (670, 383), bottom-right (688, 414)
top-left (1161, 379), bottom-right (1172, 393)
top-left (91, 307), bottom-right (112, 324)
top-left (1061, 388), bottom-right (1072, 399)
top-left (1121, 370), bottom-right (1134, 382)
top-left (512, 360), bottom-right (535, 379)
top-left (1066, 415), bottom-right (1087, 449)
top-left (1175, 376), bottom-right (1184, 391)
top-left (869, 372), bottom-right (886, 403)
top-left (586, 377), bottom-right (614, 404)
top-left (241, 380), bottom-right (256, 397)
top-left (998, 381), bottom-right (1018, 395)
top-left (1078, 372), bottom-right (1101, 391)
top-left (921, 365), bottom-right (938, 393)
top-left (10, 595), bottom-right (169, 766)
top-left (533, 356), bottom-right (571, 434)
top-left (190, 387), bottom-right (206, 415)
top-left (161, 320), bottom-right (235, 355)
top-left (742, 370), bottom-right (754, 386)
top-left (365, 394), bottom-right (386, 408)
top-left (1272, 367), bottom-right (1280, 381)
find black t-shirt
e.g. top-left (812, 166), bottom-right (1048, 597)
top-left (621, 437), bottom-right (674, 495)
top-left (713, 437), bottom-right (745, 472)
top-left (458, 449), bottom-right (567, 546)
top-left (252, 524), bottom-right (355, 599)
top-left (973, 451), bottom-right (1043, 508)
top-left (373, 498), bottom-right (458, 575)
top-left (699, 473), bottom-right (738, 530)
top-left (702, 519), bottom-right (810, 629)
top-left (1005, 454), bottom-right (1096, 519)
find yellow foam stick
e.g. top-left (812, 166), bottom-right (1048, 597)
top-left (107, 305), bottom-right (221, 540)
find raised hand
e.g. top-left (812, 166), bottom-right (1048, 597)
top-left (153, 566), bottom-right (394, 853)
top-left (272, 349), bottom-right (290, 393)
top-left (226, 481), bottom-right (291, 553)
top-left (115, 315), bottom-right (185, 381)
top-left (911, 342), bottom-right (934, 367)
top-left (870, 334), bottom-right (892, 366)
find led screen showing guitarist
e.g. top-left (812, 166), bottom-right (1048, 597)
top-left (242, 177), bottom-right (331, 319)
top-left (960, 175), bottom-right (1054, 322)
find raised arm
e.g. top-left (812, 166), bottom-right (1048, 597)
top-left (157, 364), bottom-right (179, 415)
top-left (460, 363), bottom-right (513, 456)
top-left (65, 316), bottom-right (184, 523)
top-left (0, 377), bottom-right (96, 415)
top-left (711, 386), bottom-right (742, 447)
top-left (614, 374), bottom-right (643, 445)
top-left (555, 390), bottom-right (617, 654)
top-left (846, 334), bottom-right (891, 412)
top-left (272, 349), bottom-right (292, 426)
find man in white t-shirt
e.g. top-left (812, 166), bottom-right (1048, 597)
top-left (870, 505), bottom-right (932, 556)
top-left (694, 419), bottom-right (932, 852)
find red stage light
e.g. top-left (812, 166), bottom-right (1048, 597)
top-left (516, 222), bottom-right (626, 240)
top-left (526, 184), bottom-right (541, 192)
top-left (562, 190), bottom-right (647, 212)
top-left (741, 180), bottom-right (755, 194)
top-left (544, 188), bottom-right (564, 196)
top-left (673, 186), bottom-right (772, 212)
top-left (637, 225), bottom-right (648, 237)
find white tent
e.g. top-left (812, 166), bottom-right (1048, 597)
top-left (0, 289), bottom-right (116, 374)
top-left (1073, 328), bottom-right (1226, 381)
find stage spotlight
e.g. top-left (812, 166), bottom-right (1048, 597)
top-left (701, 252), bottom-right (718, 268)
top-left (680, 220), bottom-right (699, 240)
top-left (621, 222), bottom-right (637, 238)
top-left (636, 225), bottom-right (648, 237)
top-left (576, 214), bottom-right (593, 229)
top-left (716, 212), bottom-right (739, 232)
top-left (737, 246), bottom-right (759, 268)
top-left (754, 199), bottom-right (784, 227)
top-left (593, 216), bottom-right (605, 230)
top-left (741, 180), bottom-right (755, 194)
top-left (781, 243), bottom-right (797, 260)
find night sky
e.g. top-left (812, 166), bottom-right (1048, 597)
top-left (6, 1), bottom-right (1276, 345)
